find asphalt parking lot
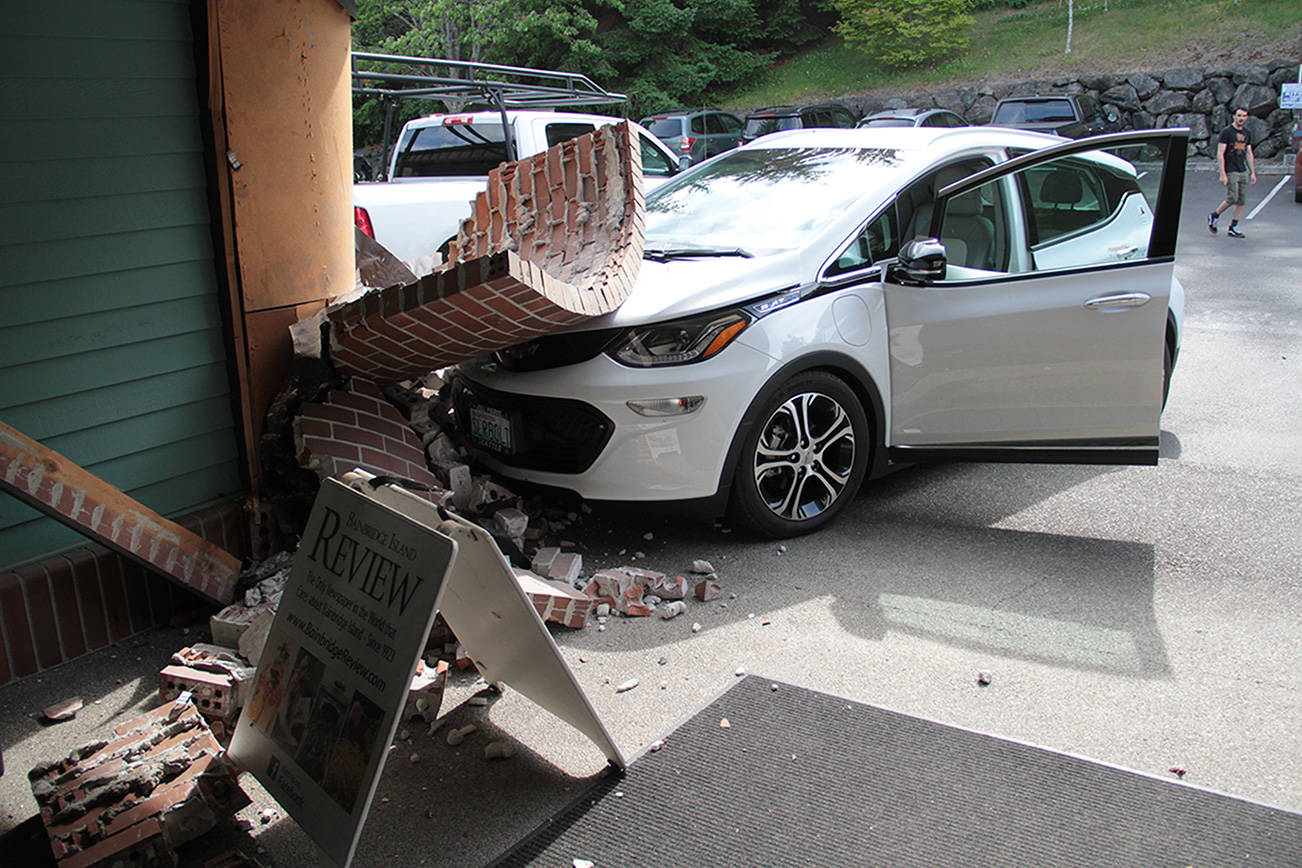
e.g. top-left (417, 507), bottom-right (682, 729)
top-left (1, 159), bottom-right (1298, 867)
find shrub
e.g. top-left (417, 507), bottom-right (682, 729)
top-left (833, 0), bottom-right (974, 69)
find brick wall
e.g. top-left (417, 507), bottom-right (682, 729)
top-left (0, 499), bottom-right (246, 687)
top-left (326, 121), bottom-right (645, 383)
top-left (295, 376), bottom-right (441, 488)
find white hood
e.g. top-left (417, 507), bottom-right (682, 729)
top-left (584, 249), bottom-right (810, 330)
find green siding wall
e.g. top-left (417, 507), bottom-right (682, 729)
top-left (0, 0), bottom-right (243, 569)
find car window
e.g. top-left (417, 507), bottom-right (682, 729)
top-left (829, 206), bottom-right (900, 275)
top-left (719, 114), bottom-right (742, 133)
top-left (392, 122), bottom-right (508, 177)
top-left (934, 142), bottom-right (1164, 279)
top-left (704, 114), bottom-right (725, 134)
top-left (645, 117), bottom-right (683, 137)
top-left (942, 112), bottom-right (966, 127)
top-left (690, 116), bottom-right (707, 135)
top-left (831, 108), bottom-right (856, 128)
top-left (640, 134), bottom-right (676, 177)
top-left (545, 122), bottom-right (597, 147)
top-left (745, 116), bottom-right (798, 138)
top-left (921, 115), bottom-right (943, 127)
top-left (860, 117), bottom-right (912, 128)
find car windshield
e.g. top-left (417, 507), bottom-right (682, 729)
top-left (645, 147), bottom-right (904, 255)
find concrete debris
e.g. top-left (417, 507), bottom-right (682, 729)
top-left (573, 858), bottom-right (595, 868)
top-left (28, 698), bottom-right (248, 868)
top-left (735, 668), bottom-right (746, 677)
top-left (585, 567), bottom-right (667, 617)
top-left (615, 679), bottom-right (639, 693)
top-left (236, 610), bottom-right (275, 666)
top-left (493, 507), bottom-right (529, 550)
top-left (448, 464), bottom-right (473, 511)
top-left (658, 601), bottom-right (686, 620)
top-left (210, 568), bottom-right (288, 649)
top-left (44, 697), bottom-right (85, 723)
top-left (977, 671), bottom-right (993, 687)
top-left (446, 724), bottom-right (477, 747)
top-left (690, 559), bottom-right (716, 574)
top-left (483, 741), bottom-right (516, 761)
top-left (404, 660), bottom-right (447, 725)
top-left (691, 622), bottom-right (703, 633)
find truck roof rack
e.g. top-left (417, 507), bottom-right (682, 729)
top-left (352, 53), bottom-right (629, 175)
top-left (352, 53), bottom-right (627, 109)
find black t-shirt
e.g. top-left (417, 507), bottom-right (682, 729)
top-left (1219, 124), bottom-right (1250, 173)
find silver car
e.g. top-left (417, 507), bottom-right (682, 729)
top-left (452, 127), bottom-right (1187, 537)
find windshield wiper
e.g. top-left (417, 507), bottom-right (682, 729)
top-left (643, 246), bottom-right (754, 262)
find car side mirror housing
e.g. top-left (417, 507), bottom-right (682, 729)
top-left (678, 155), bottom-right (693, 170)
top-left (888, 238), bottom-right (948, 285)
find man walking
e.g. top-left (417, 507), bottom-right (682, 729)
top-left (1208, 107), bottom-right (1256, 238)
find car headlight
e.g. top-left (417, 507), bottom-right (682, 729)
top-left (608, 310), bottom-right (750, 367)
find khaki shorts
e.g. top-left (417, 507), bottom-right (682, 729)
top-left (1224, 171), bottom-right (1250, 206)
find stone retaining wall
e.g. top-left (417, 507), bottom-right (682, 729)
top-left (851, 59), bottom-right (1300, 159)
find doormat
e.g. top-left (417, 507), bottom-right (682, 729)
top-left (492, 676), bottom-right (1302, 866)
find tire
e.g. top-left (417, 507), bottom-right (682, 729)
top-left (1162, 339), bottom-right (1174, 411)
top-left (727, 371), bottom-right (870, 538)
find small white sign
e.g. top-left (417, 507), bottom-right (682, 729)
top-left (228, 478), bottom-right (455, 868)
top-left (1280, 83), bottom-right (1302, 110)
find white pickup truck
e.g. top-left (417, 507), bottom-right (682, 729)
top-left (353, 110), bottom-right (684, 265)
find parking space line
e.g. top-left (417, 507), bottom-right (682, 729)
top-left (1246, 175), bottom-right (1292, 220)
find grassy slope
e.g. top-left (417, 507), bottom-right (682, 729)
top-left (717, 0), bottom-right (1302, 112)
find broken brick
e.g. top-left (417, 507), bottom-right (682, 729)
top-left (695, 579), bottom-right (724, 602)
top-left (514, 568), bottom-right (597, 629)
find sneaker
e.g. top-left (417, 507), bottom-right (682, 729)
top-left (1208, 211), bottom-right (1219, 234)
top-left (1227, 225), bottom-right (1245, 238)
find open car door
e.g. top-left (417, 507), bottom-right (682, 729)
top-left (883, 129), bottom-right (1186, 465)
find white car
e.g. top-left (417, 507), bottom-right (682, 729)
top-left (450, 126), bottom-right (1187, 537)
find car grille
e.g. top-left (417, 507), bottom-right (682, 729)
top-left (492, 328), bottom-right (622, 372)
top-left (450, 376), bottom-right (614, 474)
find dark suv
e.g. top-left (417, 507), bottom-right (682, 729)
top-left (740, 104), bottom-right (858, 144)
top-left (640, 107), bottom-right (743, 165)
top-left (990, 95), bottom-right (1121, 139)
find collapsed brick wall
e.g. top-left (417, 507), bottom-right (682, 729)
top-left (326, 121), bottom-right (645, 383)
top-left (295, 377), bottom-right (440, 488)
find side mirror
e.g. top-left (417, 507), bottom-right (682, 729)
top-left (678, 155), bottom-right (693, 170)
top-left (888, 238), bottom-right (948, 285)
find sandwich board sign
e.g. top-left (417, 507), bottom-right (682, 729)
top-left (228, 477), bottom-right (456, 868)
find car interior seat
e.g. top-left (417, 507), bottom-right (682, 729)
top-left (909, 167), bottom-right (996, 271)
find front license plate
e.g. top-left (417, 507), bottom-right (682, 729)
top-left (469, 403), bottom-right (516, 453)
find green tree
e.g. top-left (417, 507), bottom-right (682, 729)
top-left (832, 0), bottom-right (973, 69)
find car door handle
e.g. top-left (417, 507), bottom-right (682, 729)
top-left (1084, 292), bottom-right (1151, 311)
top-left (1109, 244), bottom-right (1140, 259)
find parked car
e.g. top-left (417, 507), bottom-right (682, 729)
top-left (353, 111), bottom-right (681, 263)
top-left (990, 94), bottom-right (1121, 138)
top-left (857, 108), bottom-right (968, 129)
top-left (640, 107), bottom-right (743, 165)
top-left (740, 104), bottom-right (858, 144)
top-left (450, 126), bottom-right (1187, 538)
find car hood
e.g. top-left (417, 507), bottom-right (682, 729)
top-left (579, 251), bottom-right (808, 330)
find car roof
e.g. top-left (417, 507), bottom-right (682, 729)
top-left (739, 125), bottom-right (1063, 159)
top-left (641, 107), bottom-right (728, 118)
top-left (864, 107), bottom-right (950, 119)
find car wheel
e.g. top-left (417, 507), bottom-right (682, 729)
top-left (728, 371), bottom-right (870, 538)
